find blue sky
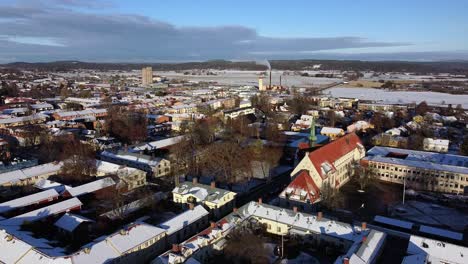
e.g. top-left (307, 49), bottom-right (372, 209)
top-left (0, 0), bottom-right (467, 62)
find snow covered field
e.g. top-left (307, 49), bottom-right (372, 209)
top-left (323, 87), bottom-right (468, 108)
top-left (156, 70), bottom-right (341, 87)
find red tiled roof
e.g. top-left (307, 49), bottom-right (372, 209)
top-left (285, 170), bottom-right (321, 203)
top-left (308, 133), bottom-right (362, 179)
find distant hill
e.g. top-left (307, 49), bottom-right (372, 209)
top-left (2, 59), bottom-right (468, 74)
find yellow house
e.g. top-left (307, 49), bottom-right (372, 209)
top-left (413, 115), bottom-right (424, 123)
top-left (172, 179), bottom-right (236, 218)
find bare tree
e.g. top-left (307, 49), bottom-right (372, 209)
top-left (249, 140), bottom-right (282, 179)
top-left (354, 164), bottom-right (377, 190)
top-left (223, 228), bottom-right (269, 264)
top-left (202, 141), bottom-right (252, 184)
top-left (58, 137), bottom-right (97, 183)
top-left (106, 106), bottom-right (147, 144)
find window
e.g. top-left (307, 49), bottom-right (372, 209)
top-left (277, 226), bottom-right (281, 232)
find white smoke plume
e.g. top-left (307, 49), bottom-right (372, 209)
top-left (256, 59), bottom-right (271, 70)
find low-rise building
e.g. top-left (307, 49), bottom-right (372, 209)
top-left (158, 204), bottom-right (210, 245)
top-left (154, 201), bottom-right (386, 264)
top-left (423, 138), bottom-right (449, 153)
top-left (363, 146), bottom-right (468, 194)
top-left (172, 179), bottom-right (236, 218)
top-left (222, 107), bottom-right (255, 120)
top-left (280, 133), bottom-right (365, 211)
top-left (347, 120), bottom-right (374, 133)
top-left (320, 127), bottom-right (345, 140)
top-left (402, 235), bottom-right (467, 264)
top-left (0, 161), bottom-right (63, 187)
top-left (96, 160), bottom-right (147, 190)
top-left (52, 108), bottom-right (107, 121)
top-left (358, 102), bottom-right (409, 112)
top-left (0, 114), bottom-right (47, 128)
top-left (100, 151), bottom-right (171, 177)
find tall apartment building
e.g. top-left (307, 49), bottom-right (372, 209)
top-left (363, 146), bottom-right (468, 194)
top-left (142, 66), bottom-right (153, 86)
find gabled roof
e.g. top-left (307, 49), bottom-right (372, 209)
top-left (158, 205), bottom-right (209, 235)
top-left (1, 198), bottom-right (82, 226)
top-left (308, 133), bottom-right (363, 179)
top-left (280, 170), bottom-right (320, 204)
top-left (54, 213), bottom-right (93, 232)
top-left (65, 177), bottom-right (115, 197)
top-left (0, 189), bottom-right (59, 214)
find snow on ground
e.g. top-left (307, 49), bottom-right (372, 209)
top-left (324, 87), bottom-right (468, 108)
top-left (156, 71), bottom-right (341, 87)
top-left (281, 252), bottom-right (320, 264)
top-left (392, 200), bottom-right (468, 231)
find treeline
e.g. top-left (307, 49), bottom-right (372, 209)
top-left (3, 59), bottom-right (468, 74)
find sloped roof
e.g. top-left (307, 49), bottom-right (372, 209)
top-left (54, 213), bottom-right (93, 232)
top-left (158, 205), bottom-right (209, 235)
top-left (1, 198), bottom-right (82, 226)
top-left (65, 177), bottom-right (115, 197)
top-left (0, 189), bottom-right (59, 214)
top-left (281, 170), bottom-right (320, 204)
top-left (308, 133), bottom-right (362, 179)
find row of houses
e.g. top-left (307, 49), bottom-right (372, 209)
top-left (154, 200), bottom-right (387, 264)
top-left (0, 201), bottom-right (211, 263)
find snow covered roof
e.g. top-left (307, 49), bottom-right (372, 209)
top-left (0, 114), bottom-right (47, 125)
top-left (72, 222), bottom-right (165, 264)
top-left (373, 215), bottom-right (413, 230)
top-left (15, 250), bottom-right (72, 264)
top-left (0, 229), bottom-right (34, 264)
top-left (1, 198), bottom-right (82, 226)
top-left (404, 236), bottom-right (467, 264)
top-left (172, 182), bottom-right (234, 204)
top-left (0, 162), bottom-right (63, 186)
top-left (131, 135), bottom-right (185, 151)
top-left (54, 108), bottom-right (106, 118)
top-left (365, 146), bottom-right (468, 174)
top-left (0, 189), bottom-right (59, 214)
top-left (107, 223), bottom-right (166, 253)
top-left (34, 179), bottom-right (71, 193)
top-left (419, 225), bottom-right (463, 241)
top-left (424, 138), bottom-right (449, 146)
top-left (279, 170), bottom-right (321, 204)
top-left (158, 205), bottom-right (209, 235)
top-left (65, 177), bottom-right (115, 197)
top-left (30, 103), bottom-right (54, 109)
top-left (54, 213), bottom-right (93, 232)
top-left (320, 127), bottom-right (344, 134)
top-left (350, 230), bottom-right (386, 264)
top-left (235, 202), bottom-right (365, 242)
top-left (95, 160), bottom-right (141, 175)
top-left (101, 151), bottom-right (164, 167)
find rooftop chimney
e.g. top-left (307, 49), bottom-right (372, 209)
top-left (193, 177), bottom-right (198, 184)
top-left (210, 181), bottom-right (216, 189)
top-left (317, 212), bottom-right (323, 221)
top-left (293, 206), bottom-right (298, 213)
top-left (258, 198), bottom-right (263, 204)
top-left (172, 244), bottom-right (180, 252)
top-left (189, 203), bottom-right (194, 210)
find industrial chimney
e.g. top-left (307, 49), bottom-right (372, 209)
top-left (269, 70), bottom-right (272, 89)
